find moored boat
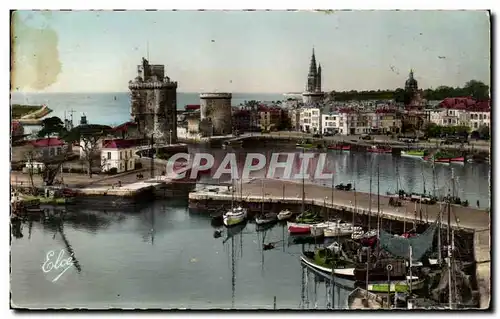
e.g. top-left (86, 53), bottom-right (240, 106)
top-left (277, 209), bottom-right (293, 221)
top-left (223, 206), bottom-right (248, 227)
top-left (255, 212), bottom-right (278, 225)
top-left (287, 221), bottom-right (313, 234)
top-left (401, 150), bottom-right (425, 158)
top-left (367, 145), bottom-right (392, 153)
top-left (356, 276), bottom-right (424, 293)
top-left (300, 248), bottom-right (356, 279)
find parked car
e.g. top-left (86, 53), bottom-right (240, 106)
top-left (360, 134), bottom-right (371, 140)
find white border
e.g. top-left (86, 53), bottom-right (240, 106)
top-left (2, 1), bottom-right (497, 318)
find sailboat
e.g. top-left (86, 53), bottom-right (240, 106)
top-left (277, 209), bottom-right (293, 221)
top-left (223, 179), bottom-right (247, 227)
top-left (255, 180), bottom-right (278, 226)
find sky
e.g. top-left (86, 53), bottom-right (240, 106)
top-left (11, 10), bottom-right (491, 93)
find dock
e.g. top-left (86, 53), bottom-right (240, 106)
top-left (189, 178), bottom-right (489, 232)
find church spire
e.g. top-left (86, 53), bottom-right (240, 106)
top-left (315, 63), bottom-right (322, 92)
top-left (309, 48), bottom-right (317, 76)
top-left (306, 47), bottom-right (318, 92)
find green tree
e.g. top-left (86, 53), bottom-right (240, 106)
top-left (37, 116), bottom-right (67, 138)
top-left (463, 80), bottom-right (489, 100)
top-left (478, 125), bottom-right (490, 140)
top-left (423, 122), bottom-right (441, 138)
top-left (65, 124), bottom-right (112, 178)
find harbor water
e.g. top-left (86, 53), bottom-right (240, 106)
top-left (10, 200), bottom-right (353, 309)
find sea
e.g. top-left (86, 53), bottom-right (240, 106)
top-left (10, 91), bottom-right (285, 128)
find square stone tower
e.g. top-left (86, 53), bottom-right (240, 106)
top-left (128, 57), bottom-right (178, 144)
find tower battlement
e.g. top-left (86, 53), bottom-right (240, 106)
top-left (200, 92), bottom-right (233, 99)
top-left (129, 57), bottom-right (178, 143)
top-left (128, 81), bottom-right (178, 90)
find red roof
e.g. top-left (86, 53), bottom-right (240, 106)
top-left (102, 139), bottom-right (137, 149)
top-left (11, 121), bottom-right (22, 132)
top-left (30, 138), bottom-right (66, 147)
top-left (185, 105), bottom-right (201, 111)
top-left (337, 108), bottom-right (356, 114)
top-left (438, 97), bottom-right (490, 112)
top-left (113, 121), bottom-right (138, 133)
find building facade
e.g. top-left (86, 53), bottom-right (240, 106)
top-left (128, 57), bottom-right (178, 144)
top-left (101, 139), bottom-right (136, 173)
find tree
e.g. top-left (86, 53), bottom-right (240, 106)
top-left (423, 122), bottom-right (441, 138)
top-left (37, 116), bottom-right (67, 138)
top-left (26, 116), bottom-right (73, 186)
top-left (464, 80), bottom-right (489, 101)
top-left (65, 124), bottom-right (112, 178)
top-left (477, 125), bottom-right (490, 140)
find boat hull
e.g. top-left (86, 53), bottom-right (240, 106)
top-left (300, 254), bottom-right (355, 279)
top-left (287, 222), bottom-right (312, 234)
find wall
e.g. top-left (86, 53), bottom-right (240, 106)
top-left (101, 148), bottom-right (136, 173)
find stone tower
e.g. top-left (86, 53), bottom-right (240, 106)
top-left (128, 57), bottom-right (178, 144)
top-left (199, 93), bottom-right (233, 136)
top-left (302, 48), bottom-right (324, 104)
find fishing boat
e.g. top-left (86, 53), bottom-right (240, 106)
top-left (327, 144), bottom-right (351, 151)
top-left (296, 141), bottom-right (314, 149)
top-left (300, 248), bottom-right (356, 279)
top-left (277, 209), bottom-right (293, 221)
top-left (356, 276), bottom-right (424, 293)
top-left (323, 221), bottom-right (359, 238)
top-left (255, 212), bottom-right (277, 225)
top-left (401, 150), bottom-right (425, 158)
top-left (434, 157), bottom-right (451, 164)
top-left (347, 287), bottom-right (386, 309)
top-left (287, 221), bottom-right (313, 234)
top-left (354, 258), bottom-right (408, 282)
top-left (367, 145), bottom-right (392, 153)
top-left (223, 206), bottom-right (248, 227)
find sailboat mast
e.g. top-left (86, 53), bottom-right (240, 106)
top-left (261, 179), bottom-right (264, 215)
top-left (377, 164), bottom-right (380, 256)
top-left (330, 163), bottom-right (334, 221)
top-left (231, 179), bottom-right (234, 211)
top-left (302, 147), bottom-right (305, 213)
top-left (368, 162), bottom-right (372, 231)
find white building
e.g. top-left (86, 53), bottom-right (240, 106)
top-left (468, 111), bottom-right (490, 130)
top-left (101, 139), bottom-right (136, 173)
top-left (299, 107), bottom-right (321, 133)
top-left (427, 108), bottom-right (490, 131)
top-left (321, 113), bottom-right (340, 134)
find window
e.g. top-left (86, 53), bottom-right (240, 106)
top-left (130, 150), bottom-right (132, 157)
top-left (120, 152), bottom-right (122, 160)
top-left (107, 152), bottom-right (111, 160)
top-left (49, 148), bottom-right (55, 156)
top-left (57, 147), bottom-right (61, 155)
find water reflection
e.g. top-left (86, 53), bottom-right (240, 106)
top-left (193, 145), bottom-right (490, 205)
top-left (300, 261), bottom-right (355, 309)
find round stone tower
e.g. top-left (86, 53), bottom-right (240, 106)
top-left (199, 93), bottom-right (232, 136)
top-left (128, 57), bottom-right (178, 144)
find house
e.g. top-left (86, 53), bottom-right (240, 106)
top-left (101, 139), bottom-right (136, 173)
top-left (11, 121), bottom-right (24, 137)
top-left (321, 113), bottom-right (340, 134)
top-left (299, 107), bottom-right (321, 133)
top-left (258, 106), bottom-right (283, 132)
top-left (29, 137), bottom-right (67, 158)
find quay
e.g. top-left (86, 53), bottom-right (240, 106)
top-left (189, 178), bottom-right (489, 231)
